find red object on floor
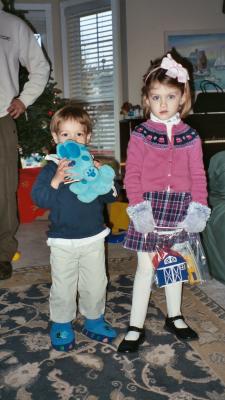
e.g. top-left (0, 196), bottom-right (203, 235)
top-left (17, 167), bottom-right (47, 223)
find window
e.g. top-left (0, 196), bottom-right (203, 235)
top-left (61, 0), bottom-right (119, 157)
top-left (34, 34), bottom-right (41, 47)
top-left (15, 3), bottom-right (54, 69)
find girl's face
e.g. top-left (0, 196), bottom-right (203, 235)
top-left (146, 81), bottom-right (186, 120)
top-left (52, 119), bottom-right (91, 145)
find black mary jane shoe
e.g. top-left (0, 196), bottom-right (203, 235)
top-left (117, 326), bottom-right (145, 353)
top-left (164, 315), bottom-right (198, 341)
top-left (0, 261), bottom-right (12, 280)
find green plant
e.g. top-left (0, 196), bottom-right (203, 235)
top-left (16, 70), bottom-right (67, 156)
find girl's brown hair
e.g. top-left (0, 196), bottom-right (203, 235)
top-left (142, 51), bottom-right (194, 119)
top-left (50, 104), bottom-right (93, 135)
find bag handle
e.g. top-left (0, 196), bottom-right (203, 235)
top-left (200, 79), bottom-right (224, 93)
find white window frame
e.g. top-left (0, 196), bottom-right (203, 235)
top-left (60, 0), bottom-right (122, 162)
top-left (14, 3), bottom-right (54, 72)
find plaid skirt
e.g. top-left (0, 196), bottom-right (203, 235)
top-left (123, 191), bottom-right (197, 252)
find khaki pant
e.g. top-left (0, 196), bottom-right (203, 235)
top-left (0, 115), bottom-right (19, 261)
top-left (49, 239), bottom-right (107, 323)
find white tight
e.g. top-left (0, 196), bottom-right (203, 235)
top-left (130, 252), bottom-right (154, 328)
top-left (126, 251), bottom-right (186, 341)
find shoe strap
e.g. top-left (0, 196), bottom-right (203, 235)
top-left (168, 315), bottom-right (185, 322)
top-left (128, 325), bottom-right (144, 333)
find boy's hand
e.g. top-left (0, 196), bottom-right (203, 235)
top-left (93, 159), bottom-right (102, 168)
top-left (51, 159), bottom-right (72, 189)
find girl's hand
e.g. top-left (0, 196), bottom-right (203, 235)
top-left (177, 202), bottom-right (211, 233)
top-left (51, 159), bottom-right (71, 189)
top-left (127, 201), bottom-right (155, 234)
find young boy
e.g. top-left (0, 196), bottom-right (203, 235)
top-left (32, 105), bottom-right (118, 351)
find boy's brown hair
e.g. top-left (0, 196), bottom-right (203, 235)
top-left (50, 104), bottom-right (93, 135)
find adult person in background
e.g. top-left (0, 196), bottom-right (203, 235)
top-left (0, 0), bottom-right (50, 279)
top-left (202, 151), bottom-right (225, 284)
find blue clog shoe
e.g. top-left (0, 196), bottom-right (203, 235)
top-left (50, 322), bottom-right (75, 351)
top-left (82, 315), bottom-right (117, 343)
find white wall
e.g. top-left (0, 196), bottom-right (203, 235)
top-left (125, 0), bottom-right (225, 104)
top-left (14, 0), bottom-right (225, 107)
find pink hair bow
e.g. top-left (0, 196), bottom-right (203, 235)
top-left (160, 54), bottom-right (189, 83)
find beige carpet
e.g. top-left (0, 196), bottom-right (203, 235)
top-left (152, 285), bottom-right (225, 384)
top-left (1, 244), bottom-right (225, 387)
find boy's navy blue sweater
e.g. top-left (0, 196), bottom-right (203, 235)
top-left (31, 161), bottom-right (118, 239)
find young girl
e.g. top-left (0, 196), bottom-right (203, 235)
top-left (118, 52), bottom-right (211, 353)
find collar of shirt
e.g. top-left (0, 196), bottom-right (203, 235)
top-left (150, 112), bottom-right (181, 127)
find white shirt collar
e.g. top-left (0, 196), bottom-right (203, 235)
top-left (150, 112), bottom-right (181, 126)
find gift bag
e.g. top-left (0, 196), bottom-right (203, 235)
top-left (174, 234), bottom-right (208, 285)
top-left (153, 247), bottom-right (188, 288)
top-left (193, 80), bottom-right (225, 113)
top-left (152, 228), bottom-right (207, 287)
top-left (185, 234), bottom-right (208, 284)
top-left (182, 243), bottom-right (202, 284)
top-left (152, 228), bottom-right (189, 288)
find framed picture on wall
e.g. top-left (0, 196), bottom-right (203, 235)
top-left (164, 29), bottom-right (225, 91)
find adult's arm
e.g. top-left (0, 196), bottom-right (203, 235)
top-left (17, 19), bottom-right (50, 109)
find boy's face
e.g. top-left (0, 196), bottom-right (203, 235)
top-left (52, 119), bottom-right (91, 145)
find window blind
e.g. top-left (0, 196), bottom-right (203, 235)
top-left (64, 0), bottom-right (115, 156)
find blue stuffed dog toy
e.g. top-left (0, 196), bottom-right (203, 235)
top-left (56, 140), bottom-right (115, 203)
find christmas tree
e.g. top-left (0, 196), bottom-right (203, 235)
top-left (17, 71), bottom-right (67, 157)
top-left (3, 0), bottom-right (67, 157)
